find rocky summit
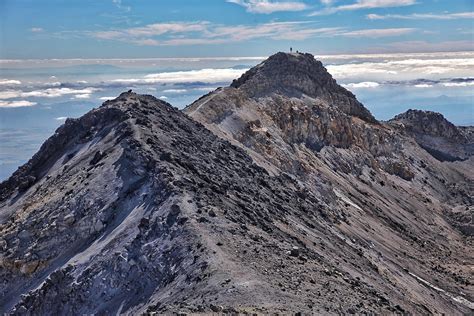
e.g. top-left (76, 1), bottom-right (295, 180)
top-left (1, 52), bottom-right (473, 315)
top-left (389, 109), bottom-right (474, 162)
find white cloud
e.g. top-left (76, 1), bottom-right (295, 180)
top-left (55, 117), bottom-right (68, 121)
top-left (327, 57), bottom-right (474, 82)
top-left (91, 20), bottom-right (421, 46)
top-left (94, 21), bottom-right (209, 42)
top-left (163, 89), bottom-right (188, 93)
top-left (227, 0), bottom-right (308, 14)
top-left (272, 27), bottom-right (344, 40)
top-left (44, 82), bottom-right (62, 87)
top-left (132, 39), bottom-right (161, 46)
top-left (159, 96), bottom-right (168, 100)
top-left (0, 91), bottom-right (24, 99)
top-left (99, 96), bottom-right (116, 100)
top-left (343, 79), bottom-right (474, 90)
top-left (73, 93), bottom-right (91, 99)
top-left (337, 0), bottom-right (416, 10)
top-left (0, 79), bottom-right (21, 85)
top-left (112, 68), bottom-right (248, 84)
top-left (0, 87), bottom-right (99, 100)
top-left (367, 12), bottom-right (474, 20)
top-left (30, 27), bottom-right (43, 32)
top-left (341, 28), bottom-right (416, 38)
top-left (310, 0), bottom-right (416, 15)
top-left (343, 81), bottom-right (380, 88)
top-left (92, 21), bottom-right (346, 46)
top-left (0, 100), bottom-right (37, 108)
top-left (442, 81), bottom-right (474, 87)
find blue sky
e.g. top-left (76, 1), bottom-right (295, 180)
top-left (0, 0), bottom-right (473, 58)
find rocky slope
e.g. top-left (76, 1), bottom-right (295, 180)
top-left (0, 52), bottom-right (473, 315)
top-left (1, 91), bottom-right (327, 314)
top-left (185, 52), bottom-right (474, 313)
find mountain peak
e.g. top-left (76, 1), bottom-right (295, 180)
top-left (102, 90), bottom-right (172, 111)
top-left (389, 109), bottom-right (473, 161)
top-left (390, 109), bottom-right (463, 140)
top-left (230, 51), bottom-right (329, 91)
top-left (229, 51), bottom-right (376, 123)
top-left (0, 92), bottom-right (174, 201)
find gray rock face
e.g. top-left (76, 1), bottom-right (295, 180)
top-left (389, 109), bottom-right (474, 161)
top-left (231, 52), bottom-right (376, 123)
top-left (1, 53), bottom-right (473, 315)
top-left (391, 109), bottom-right (464, 140)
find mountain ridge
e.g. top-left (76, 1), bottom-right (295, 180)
top-left (1, 53), bottom-right (473, 314)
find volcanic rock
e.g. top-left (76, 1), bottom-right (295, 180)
top-left (1, 52), bottom-right (473, 314)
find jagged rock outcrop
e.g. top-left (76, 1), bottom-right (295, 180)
top-left (1, 52), bottom-right (473, 315)
top-left (389, 109), bottom-right (474, 161)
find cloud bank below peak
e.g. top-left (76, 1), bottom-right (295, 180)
top-left (1, 51), bottom-right (472, 109)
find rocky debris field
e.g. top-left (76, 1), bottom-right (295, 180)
top-left (1, 52), bottom-right (473, 314)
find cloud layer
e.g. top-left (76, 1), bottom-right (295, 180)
top-left (367, 12), bottom-right (474, 20)
top-left (91, 20), bottom-right (420, 46)
top-left (111, 68), bottom-right (248, 84)
top-left (341, 28), bottom-right (415, 38)
top-left (0, 79), bottom-right (22, 86)
top-left (0, 87), bottom-right (99, 100)
top-left (0, 100), bottom-right (37, 108)
top-left (226, 0), bottom-right (308, 14)
top-left (310, 0), bottom-right (416, 16)
top-left (1, 52), bottom-right (472, 108)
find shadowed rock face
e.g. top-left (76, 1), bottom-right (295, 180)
top-left (391, 109), bottom-right (464, 140)
top-left (1, 53), bottom-right (473, 315)
top-left (389, 109), bottom-right (474, 161)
